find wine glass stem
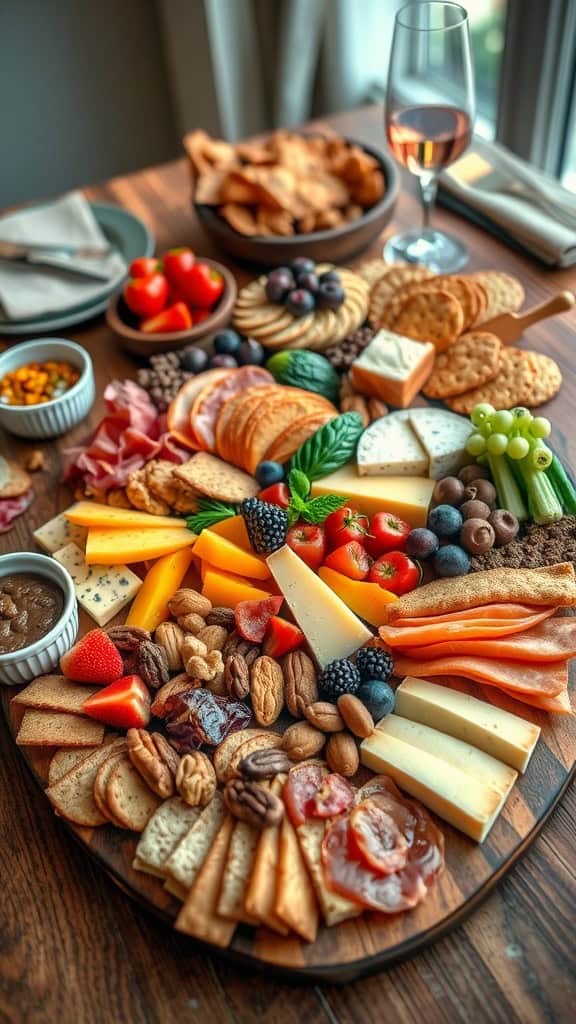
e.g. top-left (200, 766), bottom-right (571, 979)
top-left (419, 172), bottom-right (438, 230)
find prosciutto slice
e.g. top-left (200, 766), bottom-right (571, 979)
top-left (0, 491), bottom-right (32, 533)
top-left (394, 616), bottom-right (576, 663)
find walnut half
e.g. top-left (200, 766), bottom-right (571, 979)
top-left (126, 729), bottom-right (181, 797)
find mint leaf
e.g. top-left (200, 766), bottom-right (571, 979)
top-left (286, 504), bottom-right (301, 528)
top-left (288, 468), bottom-right (311, 502)
top-left (300, 494), bottom-right (346, 524)
top-left (186, 498), bottom-right (238, 534)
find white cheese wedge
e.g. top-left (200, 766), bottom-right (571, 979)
top-left (408, 408), bottom-right (473, 480)
top-left (357, 411), bottom-right (429, 477)
top-left (395, 677), bottom-right (541, 772)
top-left (376, 715), bottom-right (518, 796)
top-left (266, 545), bottom-right (372, 667)
top-left (360, 730), bottom-right (512, 842)
top-left (34, 512), bottom-right (87, 554)
top-left (53, 541), bottom-right (142, 627)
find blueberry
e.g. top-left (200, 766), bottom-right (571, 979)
top-left (255, 461), bottom-right (285, 487)
top-left (405, 527), bottom-right (439, 560)
top-left (428, 504), bottom-right (463, 538)
top-left (209, 353), bottom-right (238, 369)
top-left (296, 271), bottom-right (319, 294)
top-left (319, 269), bottom-right (341, 285)
top-left (265, 268), bottom-right (295, 304)
top-left (316, 281), bottom-right (345, 310)
top-left (357, 681), bottom-right (395, 722)
top-left (237, 338), bottom-right (266, 365)
top-left (286, 289), bottom-right (315, 317)
top-left (290, 257), bottom-right (316, 276)
top-left (180, 347), bottom-right (208, 373)
top-left (213, 329), bottom-right (241, 355)
top-left (433, 544), bottom-right (471, 577)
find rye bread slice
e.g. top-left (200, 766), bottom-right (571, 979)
top-left (45, 738), bottom-right (125, 827)
top-left (93, 751), bottom-right (130, 828)
top-left (12, 675), bottom-right (99, 715)
top-left (105, 758), bottom-right (162, 832)
top-left (16, 709), bottom-right (104, 747)
top-left (48, 734), bottom-right (117, 786)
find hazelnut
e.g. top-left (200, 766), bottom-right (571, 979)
top-left (488, 508), bottom-right (520, 546)
top-left (460, 517), bottom-right (495, 555)
top-left (433, 476), bottom-right (465, 506)
top-left (462, 478), bottom-right (497, 507)
top-left (458, 464), bottom-right (491, 484)
top-left (460, 498), bottom-right (491, 520)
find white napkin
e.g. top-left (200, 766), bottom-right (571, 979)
top-left (0, 191), bottom-right (127, 321)
top-left (440, 140), bottom-right (576, 268)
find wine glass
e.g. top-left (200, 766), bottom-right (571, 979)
top-left (384, 1), bottom-right (475, 273)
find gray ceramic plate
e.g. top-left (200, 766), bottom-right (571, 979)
top-left (0, 202), bottom-right (154, 335)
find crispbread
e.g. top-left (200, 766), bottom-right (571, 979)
top-left (16, 709), bottom-right (105, 747)
top-left (105, 757), bottom-right (161, 832)
top-left (423, 332), bottom-right (502, 399)
top-left (244, 776), bottom-right (289, 934)
top-left (12, 675), bottom-right (99, 715)
top-left (214, 729), bottom-right (272, 783)
top-left (133, 797), bottom-right (202, 878)
top-left (0, 458), bottom-right (31, 499)
top-left (386, 288), bottom-right (464, 351)
top-left (382, 562), bottom-right (576, 622)
top-left (446, 347), bottom-right (535, 414)
top-left (275, 812), bottom-right (319, 942)
top-left (216, 820), bottom-right (261, 923)
top-left (93, 751), bottom-right (130, 828)
top-left (295, 818), bottom-right (362, 926)
top-left (163, 790), bottom-right (226, 899)
top-left (174, 452), bottom-right (259, 503)
top-left (45, 737), bottom-right (125, 827)
top-left (48, 747), bottom-right (96, 786)
top-left (224, 732), bottom-right (283, 782)
top-left (175, 816), bottom-right (236, 947)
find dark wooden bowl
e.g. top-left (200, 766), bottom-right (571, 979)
top-left (105, 258), bottom-right (237, 356)
top-left (194, 140), bottom-right (400, 268)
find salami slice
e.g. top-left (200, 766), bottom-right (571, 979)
top-left (283, 763), bottom-right (325, 828)
top-left (191, 367), bottom-right (274, 450)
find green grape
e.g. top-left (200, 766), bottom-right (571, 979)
top-left (470, 403), bottom-right (496, 428)
top-left (479, 419), bottom-right (494, 438)
top-left (466, 433), bottom-right (487, 456)
top-left (511, 406), bottom-right (532, 429)
top-left (486, 433), bottom-right (508, 455)
top-left (491, 410), bottom-right (514, 434)
top-left (529, 416), bottom-right (551, 439)
top-left (507, 435), bottom-right (530, 460)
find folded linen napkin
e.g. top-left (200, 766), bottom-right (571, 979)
top-left (0, 191), bottom-right (126, 321)
top-left (439, 139), bottom-right (576, 268)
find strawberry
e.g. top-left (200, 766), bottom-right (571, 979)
top-left (258, 483), bottom-right (290, 509)
top-left (235, 596), bottom-right (283, 642)
top-left (323, 540), bottom-right (372, 581)
top-left (60, 629), bottom-right (124, 684)
top-left (262, 616), bottom-right (304, 658)
top-left (83, 675), bottom-right (151, 729)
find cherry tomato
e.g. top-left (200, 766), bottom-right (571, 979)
top-left (365, 511), bottom-right (411, 558)
top-left (310, 774), bottom-right (355, 819)
top-left (324, 505), bottom-right (370, 550)
top-left (140, 301), bottom-right (192, 334)
top-left (347, 799), bottom-right (409, 875)
top-left (191, 307), bottom-right (212, 325)
top-left (368, 551), bottom-right (420, 595)
top-left (183, 262), bottom-right (224, 308)
top-left (162, 247), bottom-right (195, 292)
top-left (286, 523), bottom-right (326, 571)
top-left (258, 483), bottom-right (290, 508)
top-left (123, 272), bottom-right (169, 318)
top-left (322, 540), bottom-right (372, 580)
top-left (129, 257), bottom-right (161, 278)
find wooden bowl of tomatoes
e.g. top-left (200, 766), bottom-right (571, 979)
top-left (106, 250), bottom-right (237, 356)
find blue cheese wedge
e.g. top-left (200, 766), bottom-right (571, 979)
top-left (357, 410), bottom-right (429, 477)
top-left (408, 408), bottom-right (473, 480)
top-left (34, 511), bottom-right (87, 554)
top-left (53, 541), bottom-right (142, 626)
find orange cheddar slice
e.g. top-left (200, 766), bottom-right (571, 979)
top-left (205, 515), bottom-right (252, 552)
top-left (351, 330), bottom-right (435, 409)
top-left (85, 526), bottom-right (196, 565)
top-left (193, 530), bottom-right (270, 580)
top-left (65, 501), bottom-right (188, 530)
top-left (318, 566), bottom-right (397, 626)
top-left (201, 566), bottom-right (272, 607)
top-left (126, 548), bottom-right (195, 631)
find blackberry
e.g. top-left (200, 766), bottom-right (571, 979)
top-left (241, 497), bottom-right (288, 554)
top-left (318, 658), bottom-right (361, 699)
top-left (355, 647), bottom-right (394, 684)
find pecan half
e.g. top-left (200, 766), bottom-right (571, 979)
top-left (223, 778), bottom-right (284, 829)
top-left (126, 728), bottom-right (180, 797)
top-left (106, 625), bottom-right (151, 651)
top-left (238, 747), bottom-right (290, 781)
top-left (176, 752), bottom-right (216, 807)
top-left (222, 631), bottom-right (261, 666)
top-left (137, 641), bottom-right (169, 690)
top-left (283, 650), bottom-right (318, 718)
top-left (206, 606), bottom-right (235, 630)
top-left (224, 654), bottom-right (250, 699)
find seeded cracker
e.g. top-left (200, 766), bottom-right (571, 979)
top-left (423, 332), bottom-right (502, 399)
top-left (522, 352), bottom-right (562, 406)
top-left (446, 347), bottom-right (536, 414)
top-left (174, 451), bottom-right (259, 503)
top-left (386, 289), bottom-right (464, 352)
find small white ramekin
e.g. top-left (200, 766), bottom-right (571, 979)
top-left (0, 338), bottom-right (95, 438)
top-left (0, 552), bottom-right (78, 685)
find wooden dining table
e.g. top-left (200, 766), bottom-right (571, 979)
top-left (1, 106), bottom-right (575, 1023)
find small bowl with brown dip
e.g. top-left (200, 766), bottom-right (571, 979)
top-left (0, 553), bottom-right (78, 685)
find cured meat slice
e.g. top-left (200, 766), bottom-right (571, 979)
top-left (283, 763), bottom-right (325, 828)
top-left (392, 655), bottom-right (568, 697)
top-left (0, 491), bottom-right (32, 533)
top-left (394, 616), bottom-right (576, 663)
top-left (393, 603), bottom-right (553, 627)
top-left (379, 606), bottom-right (555, 648)
top-left (498, 685), bottom-right (572, 715)
top-left (190, 367), bottom-right (274, 451)
top-left (167, 371), bottom-right (229, 449)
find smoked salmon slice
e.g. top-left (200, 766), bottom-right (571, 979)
top-left (379, 607), bottom-right (555, 648)
top-left (392, 655), bottom-right (567, 697)
top-left (498, 685), bottom-right (572, 715)
top-left (390, 603), bottom-right (554, 628)
top-left (393, 616), bottom-right (576, 663)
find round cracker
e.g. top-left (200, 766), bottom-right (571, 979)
top-left (523, 352), bottom-right (562, 406)
top-left (233, 303), bottom-right (292, 328)
top-left (434, 275), bottom-right (478, 331)
top-left (106, 757), bottom-right (161, 831)
top-left (0, 458), bottom-right (31, 499)
top-left (93, 751), bottom-right (129, 828)
top-left (473, 271), bottom-right (525, 321)
top-left (386, 288), bottom-right (464, 351)
top-left (368, 266), bottom-right (436, 326)
top-left (259, 312), bottom-right (316, 348)
top-left (423, 332), bottom-right (502, 399)
top-left (214, 728), bottom-right (274, 783)
top-left (355, 258), bottom-right (401, 288)
top-left (224, 732), bottom-right (283, 782)
top-left (446, 347), bottom-right (536, 414)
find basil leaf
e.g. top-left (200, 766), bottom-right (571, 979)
top-left (288, 468), bottom-right (311, 501)
top-left (291, 413), bottom-right (364, 481)
top-left (300, 494), bottom-right (346, 524)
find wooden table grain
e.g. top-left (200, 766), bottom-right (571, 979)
top-left (1, 106), bottom-right (575, 1024)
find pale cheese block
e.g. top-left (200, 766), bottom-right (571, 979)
top-left (53, 542), bottom-right (142, 627)
top-left (266, 545), bottom-right (372, 667)
top-left (376, 715), bottom-right (518, 796)
top-left (357, 411), bottom-right (429, 477)
top-left (351, 329), bottom-right (435, 408)
top-left (395, 677), bottom-right (541, 772)
top-left (33, 512), bottom-right (87, 554)
top-left (408, 408), bottom-right (473, 480)
top-left (360, 731), bottom-right (511, 842)
top-left (163, 791), bottom-right (226, 900)
top-left (310, 468), bottom-right (435, 527)
top-left (133, 798), bottom-right (203, 878)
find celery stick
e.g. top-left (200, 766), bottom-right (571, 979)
top-left (486, 452), bottom-right (528, 521)
top-left (546, 454), bottom-right (576, 514)
top-left (517, 458), bottom-right (563, 524)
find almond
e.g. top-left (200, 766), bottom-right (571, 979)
top-left (168, 588), bottom-right (212, 618)
top-left (304, 701), bottom-right (344, 733)
top-left (250, 655), bottom-right (284, 726)
top-left (283, 650), bottom-right (317, 718)
top-left (282, 722), bottom-right (326, 762)
top-left (337, 694), bottom-right (375, 739)
top-left (326, 732), bottom-right (359, 777)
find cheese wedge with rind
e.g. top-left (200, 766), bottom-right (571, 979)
top-left (357, 412), bottom-right (429, 477)
top-left (408, 408), bottom-right (473, 480)
top-left (310, 469), bottom-right (435, 527)
top-left (395, 677), bottom-right (541, 772)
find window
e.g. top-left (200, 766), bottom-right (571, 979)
top-left (467, 0), bottom-right (507, 139)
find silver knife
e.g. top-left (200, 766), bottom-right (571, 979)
top-left (0, 241), bottom-right (112, 258)
top-left (0, 248), bottom-right (114, 282)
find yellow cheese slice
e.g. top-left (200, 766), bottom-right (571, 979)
top-left (310, 470), bottom-right (435, 527)
top-left (395, 677), bottom-right (541, 773)
top-left (85, 526), bottom-right (196, 564)
top-left (65, 501), bottom-right (189, 530)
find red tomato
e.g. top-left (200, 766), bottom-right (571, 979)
top-left (368, 551), bottom-right (420, 595)
top-left (191, 307), bottom-right (212, 325)
top-left (258, 483), bottom-right (290, 508)
top-left (365, 511), bottom-right (411, 558)
top-left (324, 505), bottom-right (370, 550)
top-left (129, 257), bottom-right (161, 278)
top-left (310, 774), bottom-right (355, 819)
top-left (286, 523), bottom-right (326, 571)
top-left (347, 799), bottom-right (409, 875)
top-left (123, 272), bottom-right (168, 318)
top-left (140, 301), bottom-right (192, 334)
top-left (82, 675), bottom-right (150, 729)
top-left (162, 248), bottom-right (195, 292)
top-left (323, 540), bottom-right (372, 580)
top-left (183, 262), bottom-right (224, 308)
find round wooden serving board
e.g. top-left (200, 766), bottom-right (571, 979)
top-left (3, 669), bottom-right (575, 983)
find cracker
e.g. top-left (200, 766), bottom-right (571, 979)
top-left (275, 812), bottom-right (319, 942)
top-left (133, 797), bottom-right (202, 878)
top-left (244, 777), bottom-right (289, 935)
top-left (258, 312), bottom-right (316, 348)
top-left (12, 675), bottom-right (99, 715)
top-left (45, 737), bottom-right (125, 827)
top-left (423, 332), bottom-right (502, 399)
top-left (378, 281), bottom-right (443, 330)
top-left (523, 352), bottom-right (562, 406)
top-left (93, 750), bottom-right (130, 828)
top-left (0, 458), bottom-right (31, 499)
top-left (446, 347), bottom-right (536, 414)
top-left (473, 271), bottom-right (525, 321)
top-left (233, 303), bottom-right (291, 329)
top-left (216, 820), bottom-right (261, 924)
top-left (471, 278), bottom-right (489, 325)
top-left (434, 275), bottom-right (478, 331)
top-left (219, 203), bottom-right (260, 237)
top-left (214, 729), bottom-right (271, 783)
top-left (368, 266), bottom-right (436, 326)
top-left (48, 747), bottom-right (96, 786)
top-left (224, 732), bottom-right (283, 782)
top-left (174, 452), bottom-right (259, 503)
top-left (235, 310), bottom-right (294, 340)
top-left (105, 757), bottom-right (161, 832)
top-left (16, 709), bottom-right (104, 747)
top-left (175, 816), bottom-right (236, 947)
top-left (386, 288), bottom-right (464, 351)
top-left (164, 791), bottom-right (227, 899)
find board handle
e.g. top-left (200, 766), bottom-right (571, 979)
top-left (515, 291), bottom-right (575, 330)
